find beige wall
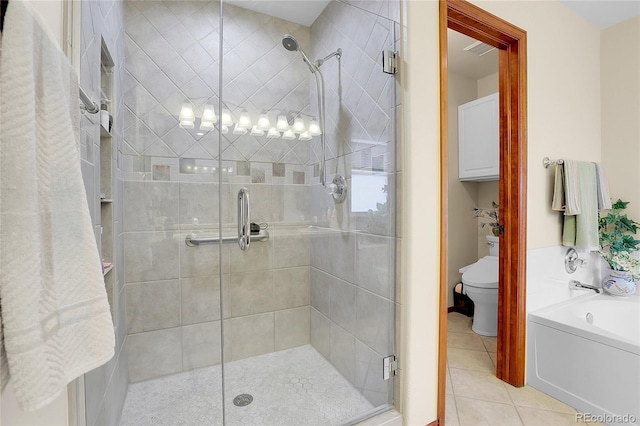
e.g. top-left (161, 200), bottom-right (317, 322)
top-left (472, 0), bottom-right (602, 250)
top-left (446, 72), bottom-right (479, 306)
top-left (403, 0), bottom-right (602, 423)
top-left (477, 72), bottom-right (498, 98)
top-left (601, 16), bottom-right (640, 220)
top-left (402, 0), bottom-right (441, 423)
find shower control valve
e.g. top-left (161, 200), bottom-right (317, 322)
top-left (329, 175), bottom-right (347, 204)
top-left (565, 248), bottom-right (588, 274)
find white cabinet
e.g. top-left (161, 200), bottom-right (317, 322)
top-left (458, 92), bottom-right (499, 181)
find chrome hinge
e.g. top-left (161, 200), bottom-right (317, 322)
top-left (383, 355), bottom-right (398, 380)
top-left (382, 50), bottom-right (398, 75)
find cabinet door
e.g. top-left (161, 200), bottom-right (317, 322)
top-left (458, 92), bottom-right (499, 181)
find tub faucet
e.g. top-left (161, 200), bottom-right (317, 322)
top-left (569, 279), bottom-right (600, 293)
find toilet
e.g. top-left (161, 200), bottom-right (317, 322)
top-left (459, 235), bottom-right (499, 336)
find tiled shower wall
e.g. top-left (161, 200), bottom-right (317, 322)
top-left (121, 0), bottom-right (402, 411)
top-left (307, 0), bottom-right (400, 408)
top-left (78, 0), bottom-right (128, 425)
top-left (122, 1), bottom-right (316, 383)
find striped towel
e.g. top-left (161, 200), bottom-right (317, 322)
top-left (552, 161), bottom-right (581, 215)
top-left (553, 161), bottom-right (599, 251)
top-left (594, 162), bottom-right (612, 211)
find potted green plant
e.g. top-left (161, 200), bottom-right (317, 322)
top-left (473, 201), bottom-right (500, 237)
top-left (598, 199), bottom-right (640, 296)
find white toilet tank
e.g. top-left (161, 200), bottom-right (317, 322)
top-left (486, 235), bottom-right (499, 257)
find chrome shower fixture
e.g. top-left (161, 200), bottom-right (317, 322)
top-left (328, 175), bottom-right (347, 203)
top-left (314, 48), bottom-right (342, 69)
top-left (281, 34), bottom-right (342, 73)
top-left (281, 34), bottom-right (343, 190)
top-left (281, 34), bottom-right (317, 73)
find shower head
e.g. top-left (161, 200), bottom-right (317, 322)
top-left (282, 34), bottom-right (317, 73)
top-left (282, 34), bottom-right (299, 52)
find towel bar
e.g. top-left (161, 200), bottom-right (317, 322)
top-left (185, 230), bottom-right (269, 247)
top-left (543, 157), bottom-right (564, 168)
top-left (79, 86), bottom-right (100, 114)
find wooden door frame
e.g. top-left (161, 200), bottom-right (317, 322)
top-left (438, 0), bottom-right (527, 422)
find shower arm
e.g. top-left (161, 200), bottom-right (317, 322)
top-left (314, 48), bottom-right (342, 69)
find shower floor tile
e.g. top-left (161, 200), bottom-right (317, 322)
top-left (119, 345), bottom-right (374, 426)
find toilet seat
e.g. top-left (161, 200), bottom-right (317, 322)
top-left (461, 256), bottom-right (498, 289)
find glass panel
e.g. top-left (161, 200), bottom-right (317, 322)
top-left (220, 1), bottom-right (398, 424)
top-left (118, 1), bottom-right (223, 424)
top-left (103, 0), bottom-right (397, 423)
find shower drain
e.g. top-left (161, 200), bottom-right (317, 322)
top-left (233, 394), bottom-right (253, 407)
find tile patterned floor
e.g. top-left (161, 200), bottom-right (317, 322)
top-left (446, 312), bottom-right (604, 426)
top-left (120, 345), bottom-right (374, 426)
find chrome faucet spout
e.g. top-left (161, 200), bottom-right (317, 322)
top-left (569, 280), bottom-right (601, 293)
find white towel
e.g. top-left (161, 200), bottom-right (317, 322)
top-left (0, 0), bottom-right (114, 411)
top-left (594, 162), bottom-right (612, 211)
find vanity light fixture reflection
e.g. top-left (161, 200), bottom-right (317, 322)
top-left (176, 103), bottom-right (320, 140)
top-left (299, 131), bottom-right (312, 141)
top-left (179, 102), bottom-right (195, 128)
top-left (221, 109), bottom-right (233, 127)
top-left (276, 115), bottom-right (290, 131)
top-left (233, 126), bottom-right (247, 135)
top-left (267, 127), bottom-right (280, 139)
top-left (237, 109), bottom-right (252, 129)
top-left (257, 113), bottom-right (271, 131)
top-left (199, 104), bottom-right (217, 131)
top-left (292, 116), bottom-right (306, 133)
top-left (309, 119), bottom-right (321, 136)
top-left (282, 129), bottom-right (296, 140)
top-left (250, 126), bottom-right (264, 136)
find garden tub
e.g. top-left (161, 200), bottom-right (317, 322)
top-left (527, 293), bottom-right (639, 425)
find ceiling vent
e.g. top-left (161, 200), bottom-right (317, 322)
top-left (463, 40), bottom-right (496, 56)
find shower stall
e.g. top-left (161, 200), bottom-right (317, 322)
top-left (83, 0), bottom-right (401, 424)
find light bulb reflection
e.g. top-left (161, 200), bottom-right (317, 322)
top-left (267, 127), bottom-right (280, 139)
top-left (257, 113), bottom-right (271, 131)
top-left (309, 119), bottom-right (321, 136)
top-left (299, 131), bottom-right (312, 141)
top-left (292, 116), bottom-right (306, 134)
top-left (282, 129), bottom-right (295, 140)
top-left (276, 115), bottom-right (290, 131)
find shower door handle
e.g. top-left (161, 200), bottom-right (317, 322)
top-left (237, 188), bottom-right (250, 251)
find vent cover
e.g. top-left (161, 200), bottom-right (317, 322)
top-left (463, 40), bottom-right (496, 56)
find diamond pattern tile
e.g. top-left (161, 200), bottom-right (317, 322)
top-left (140, 105), bottom-right (178, 138)
top-left (160, 22), bottom-right (198, 53)
top-left (122, 3), bottom-right (397, 261)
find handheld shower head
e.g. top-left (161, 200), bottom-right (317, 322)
top-left (282, 34), bottom-right (299, 52)
top-left (281, 34), bottom-right (317, 73)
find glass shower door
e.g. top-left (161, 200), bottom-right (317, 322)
top-left (119, 0), bottom-right (224, 424)
top-left (218, 1), bottom-right (399, 424)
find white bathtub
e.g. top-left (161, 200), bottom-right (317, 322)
top-left (528, 293), bottom-right (640, 426)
